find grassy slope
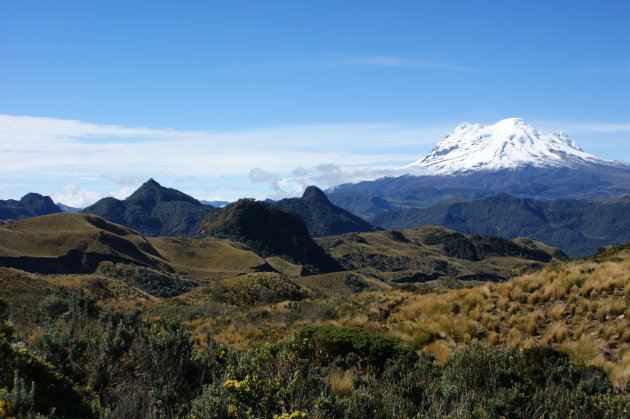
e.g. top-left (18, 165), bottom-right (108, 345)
top-left (317, 226), bottom-right (564, 285)
top-left (0, 213), bottom-right (168, 268)
top-left (173, 245), bottom-right (629, 387)
top-left (0, 213), bottom-right (285, 281)
top-left (342, 244), bottom-right (630, 385)
top-left (1, 243), bottom-right (628, 387)
top-left (1, 213), bottom-right (627, 387)
top-left (148, 236), bottom-right (268, 280)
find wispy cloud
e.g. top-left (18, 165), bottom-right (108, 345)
top-left (331, 54), bottom-right (478, 72)
top-left (3, 114), bottom-right (628, 205)
top-left (536, 120), bottom-right (630, 134)
top-left (0, 114), bottom-right (441, 177)
top-left (50, 183), bottom-right (135, 208)
top-left (250, 163), bottom-right (401, 200)
top-left (0, 114), bottom-right (441, 204)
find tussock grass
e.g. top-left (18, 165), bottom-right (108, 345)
top-left (179, 245), bottom-right (630, 386)
top-left (5, 236), bottom-right (627, 390)
top-left (180, 245), bottom-right (630, 386)
top-left (330, 369), bottom-right (355, 396)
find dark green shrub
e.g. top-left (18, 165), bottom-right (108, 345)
top-left (0, 336), bottom-right (95, 417)
top-left (291, 325), bottom-right (414, 369)
top-left (39, 294), bottom-right (69, 319)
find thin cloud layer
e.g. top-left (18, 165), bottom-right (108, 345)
top-left (0, 114), bottom-right (437, 204)
top-left (0, 114), bottom-right (434, 177)
top-left (332, 54), bottom-right (478, 72)
top-left (2, 114), bottom-right (628, 206)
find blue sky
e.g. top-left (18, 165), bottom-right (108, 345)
top-left (1, 1), bottom-right (629, 206)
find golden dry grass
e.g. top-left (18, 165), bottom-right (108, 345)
top-left (149, 236), bottom-right (267, 280)
top-left (4, 218), bottom-right (628, 389)
top-left (330, 369), bottom-right (355, 396)
top-left (178, 245), bottom-right (630, 386)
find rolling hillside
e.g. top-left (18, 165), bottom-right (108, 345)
top-left (316, 226), bottom-right (566, 285)
top-left (373, 194), bottom-right (630, 257)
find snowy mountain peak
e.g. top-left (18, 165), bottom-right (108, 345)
top-left (406, 118), bottom-right (602, 175)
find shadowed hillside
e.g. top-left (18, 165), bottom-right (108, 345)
top-left (274, 186), bottom-right (377, 237)
top-left (317, 226), bottom-right (567, 285)
top-left (329, 164), bottom-right (630, 217)
top-left (374, 193), bottom-right (630, 257)
top-left (82, 178), bottom-right (214, 236)
top-left (0, 193), bottom-right (61, 221)
top-left (198, 199), bottom-right (342, 274)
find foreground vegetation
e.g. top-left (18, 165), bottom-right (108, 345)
top-left (187, 244), bottom-right (630, 388)
top-left (1, 299), bottom-right (628, 417)
top-left (1, 240), bottom-right (628, 416)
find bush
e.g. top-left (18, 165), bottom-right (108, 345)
top-left (0, 336), bottom-right (95, 417)
top-left (291, 325), bottom-right (414, 369)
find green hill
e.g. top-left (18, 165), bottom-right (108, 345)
top-left (274, 186), bottom-right (377, 237)
top-left (0, 193), bottom-right (61, 221)
top-left (0, 213), bottom-right (277, 284)
top-left (82, 178), bottom-right (214, 237)
top-left (374, 193), bottom-right (630, 257)
top-left (0, 212), bottom-right (170, 274)
top-left (317, 226), bottom-right (567, 285)
top-left (198, 199), bottom-right (342, 274)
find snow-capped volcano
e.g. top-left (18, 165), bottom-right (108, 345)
top-left (406, 118), bottom-right (603, 175)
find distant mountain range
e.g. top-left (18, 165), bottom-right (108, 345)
top-left (324, 118), bottom-right (630, 256)
top-left (274, 186), bottom-right (377, 237)
top-left (82, 178), bottom-right (214, 237)
top-left (2, 118), bottom-right (628, 259)
top-left (57, 203), bottom-right (82, 213)
top-left (329, 119), bottom-right (630, 216)
top-left (72, 180), bottom-right (379, 240)
top-left (0, 193), bottom-right (61, 221)
top-left (374, 194), bottom-right (630, 257)
top-left (200, 200), bottom-right (231, 208)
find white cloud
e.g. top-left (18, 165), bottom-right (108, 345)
top-left (249, 168), bottom-right (275, 183)
top-left (0, 114), bottom-right (438, 180)
top-left (49, 184), bottom-right (102, 208)
top-left (332, 54), bottom-right (478, 72)
top-left (253, 163), bottom-right (401, 200)
top-left (3, 114), bottom-right (628, 204)
top-left (48, 183), bottom-right (138, 208)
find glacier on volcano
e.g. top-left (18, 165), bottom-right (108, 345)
top-left (406, 118), bottom-right (604, 175)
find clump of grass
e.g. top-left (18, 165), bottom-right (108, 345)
top-left (330, 369), bottom-right (354, 396)
top-left (424, 340), bottom-right (450, 365)
top-left (508, 328), bottom-right (521, 349)
top-left (559, 335), bottom-right (602, 366)
top-left (549, 303), bottom-right (566, 320)
top-left (487, 332), bottom-right (500, 346)
top-left (518, 310), bottom-right (544, 335)
top-left (542, 321), bottom-right (569, 345)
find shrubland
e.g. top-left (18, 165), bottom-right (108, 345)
top-left (0, 243), bottom-right (629, 416)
